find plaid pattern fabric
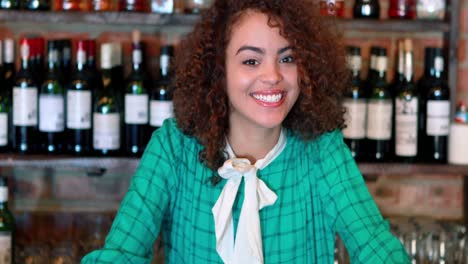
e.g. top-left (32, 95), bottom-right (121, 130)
top-left (82, 118), bottom-right (410, 264)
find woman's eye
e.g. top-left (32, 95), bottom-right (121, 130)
top-left (281, 56), bottom-right (294, 63)
top-left (242, 59), bottom-right (259, 66)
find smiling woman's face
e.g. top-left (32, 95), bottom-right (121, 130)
top-left (225, 10), bottom-right (299, 132)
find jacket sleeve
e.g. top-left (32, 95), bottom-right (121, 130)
top-left (81, 121), bottom-right (178, 263)
top-left (318, 130), bottom-right (410, 264)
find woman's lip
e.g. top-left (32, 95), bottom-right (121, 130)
top-left (250, 89), bottom-right (285, 96)
top-left (251, 93), bottom-right (286, 108)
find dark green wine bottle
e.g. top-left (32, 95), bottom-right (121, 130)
top-left (150, 45), bottom-right (174, 129)
top-left (124, 30), bottom-right (151, 156)
top-left (366, 47), bottom-right (393, 162)
top-left (2, 39), bottom-right (15, 103)
top-left (420, 48), bottom-right (450, 163)
top-left (39, 40), bottom-right (65, 154)
top-left (66, 40), bottom-right (93, 155)
top-left (0, 0), bottom-right (19, 9)
top-left (343, 46), bottom-right (367, 161)
top-left (13, 38), bottom-right (38, 154)
top-left (0, 65), bottom-right (9, 152)
top-left (394, 39), bottom-right (419, 163)
top-left (0, 176), bottom-right (14, 264)
top-left (93, 43), bottom-right (121, 156)
top-left (353, 0), bottom-right (380, 19)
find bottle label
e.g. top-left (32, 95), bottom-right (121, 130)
top-left (426, 100), bottom-right (450, 136)
top-left (67, 90), bottom-right (92, 129)
top-left (375, 57), bottom-right (387, 72)
top-left (434, 56), bottom-right (444, 72)
top-left (150, 100), bottom-right (174, 127)
top-left (13, 87), bottom-right (38, 126)
top-left (39, 95), bottom-right (65, 132)
top-left (133, 50), bottom-right (142, 65)
top-left (77, 49), bottom-right (86, 65)
top-left (125, 94), bottom-right (148, 125)
top-left (93, 113), bottom-right (120, 150)
top-left (0, 232), bottom-right (11, 264)
top-left (0, 113), bottom-right (7, 146)
top-left (342, 99), bottom-right (367, 139)
top-left (346, 55), bottom-right (361, 72)
top-left (366, 99), bottom-right (393, 140)
top-left (0, 187), bottom-right (7, 202)
top-left (395, 98), bottom-right (418, 156)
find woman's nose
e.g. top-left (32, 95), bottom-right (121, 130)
top-left (259, 61), bottom-right (283, 85)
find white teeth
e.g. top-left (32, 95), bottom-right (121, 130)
top-left (252, 93), bottom-right (283, 103)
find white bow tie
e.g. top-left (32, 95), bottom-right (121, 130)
top-left (212, 129), bottom-right (286, 264)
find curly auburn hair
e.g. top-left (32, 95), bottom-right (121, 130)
top-left (173, 0), bottom-right (349, 173)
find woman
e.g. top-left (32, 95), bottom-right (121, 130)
top-left (82, 0), bottom-right (410, 263)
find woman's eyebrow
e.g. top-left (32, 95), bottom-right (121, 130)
top-left (236, 45), bottom-right (264, 55)
top-left (236, 45), bottom-right (292, 55)
top-left (277, 46), bottom-right (292, 54)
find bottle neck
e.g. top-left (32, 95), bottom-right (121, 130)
top-left (160, 54), bottom-right (171, 78)
top-left (403, 51), bottom-right (413, 82)
top-left (0, 187), bottom-right (8, 209)
top-left (75, 49), bottom-right (87, 72)
top-left (433, 56), bottom-right (444, 80)
top-left (87, 57), bottom-right (96, 70)
top-left (47, 53), bottom-right (60, 71)
top-left (132, 48), bottom-right (143, 72)
top-left (375, 56), bottom-right (387, 80)
top-left (20, 57), bottom-right (31, 70)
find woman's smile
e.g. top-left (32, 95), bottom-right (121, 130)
top-left (250, 90), bottom-right (287, 107)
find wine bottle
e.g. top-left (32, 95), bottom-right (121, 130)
top-left (93, 43), bottom-right (121, 156)
top-left (22, 0), bottom-right (50, 10)
top-left (38, 40), bottom-right (65, 154)
top-left (13, 38), bottom-right (38, 154)
top-left (124, 30), bottom-right (151, 156)
top-left (119, 0), bottom-right (146, 12)
top-left (319, 0), bottom-right (345, 17)
top-left (389, 0), bottom-right (416, 19)
top-left (420, 48), bottom-right (450, 163)
top-left (2, 39), bottom-right (15, 102)
top-left (366, 47), bottom-right (393, 162)
top-left (85, 39), bottom-right (99, 90)
top-left (0, 176), bottom-right (14, 264)
top-left (392, 40), bottom-right (405, 99)
top-left (185, 0), bottom-right (212, 14)
top-left (0, 0), bottom-right (19, 9)
top-left (0, 40), bottom-right (3, 76)
top-left (66, 40), bottom-right (93, 155)
top-left (353, 0), bottom-right (380, 19)
top-left (394, 39), bottom-right (419, 163)
top-left (1, 39), bottom-right (15, 153)
top-left (0, 41), bottom-right (9, 152)
top-left (30, 37), bottom-right (45, 87)
top-left (365, 46), bottom-right (381, 95)
top-left (150, 45), bottom-right (175, 129)
top-left (343, 46), bottom-right (367, 161)
top-left (59, 39), bottom-right (72, 85)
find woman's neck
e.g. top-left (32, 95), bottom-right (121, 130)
top-left (227, 124), bottom-right (282, 164)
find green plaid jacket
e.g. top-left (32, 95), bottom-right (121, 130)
top-left (82, 118), bottom-right (410, 264)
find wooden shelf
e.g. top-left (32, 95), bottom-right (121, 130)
top-left (359, 163), bottom-right (468, 176)
top-left (0, 10), bottom-right (450, 31)
top-left (339, 19), bottom-right (450, 32)
top-left (0, 154), bottom-right (468, 176)
top-left (0, 154), bottom-right (139, 177)
top-left (0, 10), bottom-right (199, 26)
top-left (13, 198), bottom-right (120, 212)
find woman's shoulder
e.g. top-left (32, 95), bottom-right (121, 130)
top-left (146, 118), bottom-right (201, 156)
top-left (289, 129), bottom-right (344, 157)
